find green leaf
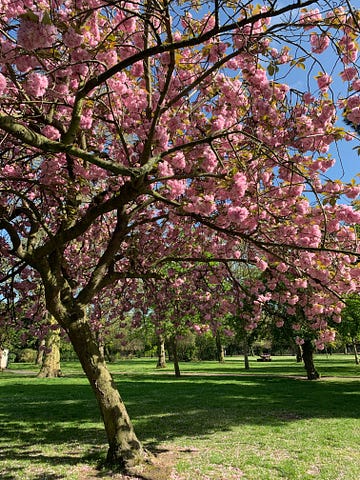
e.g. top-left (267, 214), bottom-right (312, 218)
top-left (42, 11), bottom-right (52, 26)
top-left (19, 11), bottom-right (39, 22)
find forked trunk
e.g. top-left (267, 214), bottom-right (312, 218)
top-left (156, 334), bottom-right (167, 368)
top-left (302, 340), bottom-right (320, 380)
top-left (38, 317), bottom-right (62, 378)
top-left (66, 313), bottom-right (148, 469)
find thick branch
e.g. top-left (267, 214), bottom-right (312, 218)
top-left (0, 115), bottom-right (136, 176)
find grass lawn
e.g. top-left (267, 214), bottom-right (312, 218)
top-left (0, 355), bottom-right (359, 479)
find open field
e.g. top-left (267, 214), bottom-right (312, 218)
top-left (1, 355), bottom-right (359, 479)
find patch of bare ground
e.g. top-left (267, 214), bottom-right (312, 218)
top-left (73, 447), bottom-right (180, 480)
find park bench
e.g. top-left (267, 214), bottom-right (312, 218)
top-left (257, 353), bottom-right (272, 362)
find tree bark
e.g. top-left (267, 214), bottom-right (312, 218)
top-left (296, 345), bottom-right (302, 363)
top-left (353, 339), bottom-right (359, 365)
top-left (36, 339), bottom-right (45, 365)
top-left (37, 318), bottom-right (62, 378)
top-left (243, 335), bottom-right (250, 370)
top-left (170, 336), bottom-right (181, 377)
top-left (215, 331), bottom-right (225, 363)
top-left (156, 334), bottom-right (166, 368)
top-left (66, 312), bottom-right (149, 469)
top-left (301, 340), bottom-right (320, 380)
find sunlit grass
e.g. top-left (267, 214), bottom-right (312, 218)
top-left (1, 355), bottom-right (359, 479)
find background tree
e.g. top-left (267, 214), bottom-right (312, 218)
top-left (338, 294), bottom-right (360, 364)
top-left (1, 0), bottom-right (360, 472)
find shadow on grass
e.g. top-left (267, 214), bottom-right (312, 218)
top-left (0, 373), bottom-right (359, 474)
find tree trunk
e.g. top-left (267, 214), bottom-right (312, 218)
top-left (66, 313), bottom-right (149, 469)
top-left (296, 345), bottom-right (302, 363)
top-left (170, 337), bottom-right (181, 377)
top-left (353, 339), bottom-right (359, 365)
top-left (36, 339), bottom-right (46, 365)
top-left (215, 331), bottom-right (225, 363)
top-left (37, 318), bottom-right (62, 378)
top-left (243, 335), bottom-right (250, 370)
top-left (301, 340), bottom-right (320, 380)
top-left (156, 334), bottom-right (166, 368)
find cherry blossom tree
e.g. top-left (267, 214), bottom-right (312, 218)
top-left (1, 0), bottom-right (360, 472)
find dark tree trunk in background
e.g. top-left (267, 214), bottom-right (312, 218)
top-left (353, 340), bottom-right (359, 365)
top-left (302, 340), bottom-right (320, 380)
top-left (170, 336), bottom-right (181, 377)
top-left (215, 331), bottom-right (225, 363)
top-left (243, 335), bottom-right (250, 370)
top-left (296, 345), bottom-right (302, 363)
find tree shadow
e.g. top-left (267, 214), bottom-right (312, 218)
top-left (0, 373), bottom-right (359, 476)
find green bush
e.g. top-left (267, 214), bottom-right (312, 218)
top-left (16, 348), bottom-right (37, 363)
top-left (195, 332), bottom-right (217, 360)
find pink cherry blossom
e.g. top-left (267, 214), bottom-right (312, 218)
top-left (340, 67), bottom-right (357, 81)
top-left (310, 33), bottom-right (330, 54)
top-left (24, 72), bottom-right (49, 97)
top-left (0, 73), bottom-right (6, 94)
top-left (316, 73), bottom-right (332, 93)
top-left (63, 27), bottom-right (84, 48)
top-left (17, 19), bottom-right (57, 50)
top-left (41, 125), bottom-right (61, 140)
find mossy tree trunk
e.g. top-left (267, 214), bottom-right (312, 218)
top-left (66, 310), bottom-right (148, 468)
top-left (301, 339), bottom-right (320, 380)
top-left (37, 316), bottom-right (62, 378)
top-left (36, 339), bottom-right (45, 365)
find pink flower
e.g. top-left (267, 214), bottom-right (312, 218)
top-left (25, 72), bottom-right (49, 97)
top-left (352, 79), bottom-right (360, 91)
top-left (63, 27), bottom-right (84, 48)
top-left (18, 19), bottom-right (57, 50)
top-left (0, 73), bottom-right (6, 94)
top-left (276, 320), bottom-right (284, 328)
top-left (167, 179), bottom-right (186, 198)
top-left (41, 125), bottom-right (61, 140)
top-left (345, 185), bottom-right (360, 199)
top-left (316, 73), bottom-right (332, 93)
top-left (232, 172), bottom-right (247, 198)
top-left (256, 258), bottom-right (268, 271)
top-left (303, 92), bottom-right (315, 104)
top-left (228, 206), bottom-right (249, 223)
top-left (276, 262), bottom-right (288, 273)
top-left (310, 33), bottom-right (330, 54)
top-left (299, 9), bottom-right (322, 30)
top-left (292, 323), bottom-right (301, 331)
top-left (315, 340), bottom-right (325, 350)
top-left (169, 152), bottom-right (186, 170)
top-left (295, 336), bottom-right (305, 346)
top-left (340, 67), bottom-right (357, 82)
